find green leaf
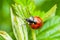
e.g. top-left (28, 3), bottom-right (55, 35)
top-left (0, 31), bottom-right (13, 40)
top-left (36, 16), bottom-right (60, 40)
top-left (43, 4), bottom-right (57, 22)
top-left (30, 4), bottom-right (57, 22)
top-left (10, 6), bottom-right (28, 40)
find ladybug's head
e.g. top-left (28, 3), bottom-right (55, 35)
top-left (26, 17), bottom-right (36, 24)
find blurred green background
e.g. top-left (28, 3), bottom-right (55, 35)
top-left (0, 0), bottom-right (60, 40)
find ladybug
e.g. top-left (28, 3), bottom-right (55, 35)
top-left (26, 16), bottom-right (43, 29)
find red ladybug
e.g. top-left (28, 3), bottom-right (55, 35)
top-left (26, 16), bottom-right (43, 29)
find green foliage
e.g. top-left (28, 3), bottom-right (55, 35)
top-left (0, 0), bottom-right (60, 40)
top-left (36, 16), bottom-right (60, 40)
top-left (9, 0), bottom-right (59, 40)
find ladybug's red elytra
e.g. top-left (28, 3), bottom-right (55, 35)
top-left (26, 16), bottom-right (43, 29)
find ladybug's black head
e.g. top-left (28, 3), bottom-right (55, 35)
top-left (26, 17), bottom-right (36, 24)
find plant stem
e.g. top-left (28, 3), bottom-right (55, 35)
top-left (31, 29), bottom-right (36, 40)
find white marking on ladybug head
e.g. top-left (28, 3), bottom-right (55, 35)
top-left (29, 16), bottom-right (34, 21)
